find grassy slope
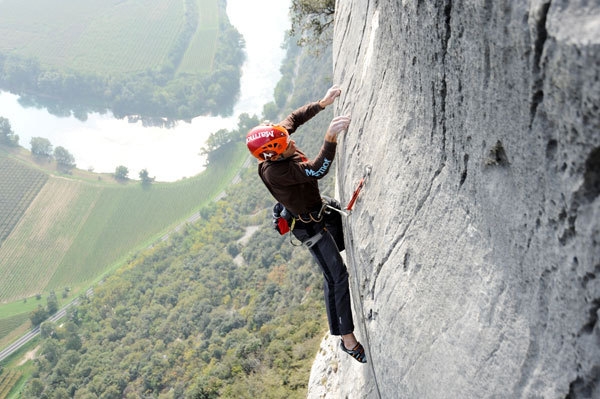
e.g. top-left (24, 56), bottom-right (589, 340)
top-left (178, 0), bottom-right (219, 74)
top-left (0, 143), bottom-right (247, 327)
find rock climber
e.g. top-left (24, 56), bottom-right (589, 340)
top-left (245, 85), bottom-right (367, 363)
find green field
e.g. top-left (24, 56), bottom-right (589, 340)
top-left (0, 0), bottom-right (218, 75)
top-left (178, 0), bottom-right (219, 74)
top-left (0, 158), bottom-right (48, 244)
top-left (0, 313), bottom-right (29, 343)
top-left (0, 143), bottom-right (247, 329)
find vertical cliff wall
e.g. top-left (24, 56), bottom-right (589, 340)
top-left (309, 1), bottom-right (600, 398)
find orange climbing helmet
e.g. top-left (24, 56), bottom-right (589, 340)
top-left (246, 124), bottom-right (289, 161)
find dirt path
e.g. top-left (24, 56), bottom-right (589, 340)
top-left (18, 345), bottom-right (40, 365)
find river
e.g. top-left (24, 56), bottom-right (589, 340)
top-left (0, 0), bottom-right (290, 182)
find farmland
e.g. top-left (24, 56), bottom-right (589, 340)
top-left (0, 0), bottom-right (244, 120)
top-left (0, 369), bottom-right (22, 399)
top-left (0, 142), bottom-right (248, 339)
top-left (178, 0), bottom-right (220, 74)
top-left (0, 0), bottom-right (203, 75)
top-left (0, 178), bottom-right (103, 302)
top-left (0, 158), bottom-right (48, 244)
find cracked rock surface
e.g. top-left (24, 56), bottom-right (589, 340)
top-left (308, 1), bottom-right (600, 398)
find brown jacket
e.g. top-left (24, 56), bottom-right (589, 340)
top-left (258, 101), bottom-right (336, 215)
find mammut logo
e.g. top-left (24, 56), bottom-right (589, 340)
top-left (246, 130), bottom-right (274, 143)
top-left (305, 158), bottom-right (331, 177)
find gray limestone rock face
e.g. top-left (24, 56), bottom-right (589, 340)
top-left (309, 1), bottom-right (600, 398)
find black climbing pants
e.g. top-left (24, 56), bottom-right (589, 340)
top-left (292, 200), bottom-right (355, 336)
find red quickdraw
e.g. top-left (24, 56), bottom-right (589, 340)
top-left (346, 165), bottom-right (372, 211)
top-left (326, 165), bottom-right (372, 217)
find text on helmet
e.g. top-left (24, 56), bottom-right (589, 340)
top-left (247, 130), bottom-right (275, 143)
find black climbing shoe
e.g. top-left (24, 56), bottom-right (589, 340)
top-left (340, 340), bottom-right (367, 363)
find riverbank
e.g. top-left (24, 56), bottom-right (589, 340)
top-left (0, 0), bottom-right (290, 182)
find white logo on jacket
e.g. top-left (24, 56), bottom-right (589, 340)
top-left (305, 158), bottom-right (331, 177)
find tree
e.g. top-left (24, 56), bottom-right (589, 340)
top-left (202, 128), bottom-right (231, 155)
top-left (54, 146), bottom-right (76, 171)
top-left (30, 137), bottom-right (53, 159)
top-left (114, 165), bottom-right (129, 181)
top-left (289, 0), bottom-right (335, 50)
top-left (23, 378), bottom-right (45, 398)
top-left (0, 116), bottom-right (19, 146)
top-left (262, 102), bottom-right (279, 122)
top-left (47, 290), bottom-right (59, 314)
top-left (40, 321), bottom-right (56, 338)
top-left (236, 113), bottom-right (260, 139)
top-left (40, 339), bottom-right (61, 366)
top-left (30, 305), bottom-right (49, 326)
top-left (65, 332), bottom-right (82, 351)
top-left (139, 168), bottom-right (154, 184)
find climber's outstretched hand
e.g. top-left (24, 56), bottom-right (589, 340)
top-left (325, 115), bottom-right (351, 143)
top-left (320, 85), bottom-right (342, 108)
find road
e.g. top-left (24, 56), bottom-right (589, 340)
top-left (0, 289), bottom-right (93, 363)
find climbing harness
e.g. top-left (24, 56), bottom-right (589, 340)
top-left (272, 198), bottom-right (340, 247)
top-left (295, 200), bottom-right (327, 223)
top-left (302, 230), bottom-right (325, 249)
top-left (273, 164), bottom-right (372, 245)
top-left (289, 199), bottom-right (330, 246)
